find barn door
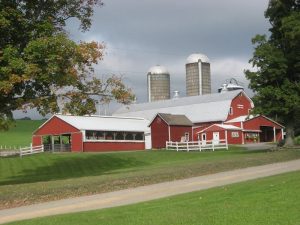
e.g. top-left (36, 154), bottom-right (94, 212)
top-left (213, 132), bottom-right (220, 145)
top-left (201, 133), bottom-right (207, 146)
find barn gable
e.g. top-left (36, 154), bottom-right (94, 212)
top-left (33, 116), bottom-right (80, 135)
top-left (113, 90), bottom-right (253, 123)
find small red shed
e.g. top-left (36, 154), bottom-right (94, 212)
top-left (225, 115), bottom-right (284, 143)
top-left (149, 113), bottom-right (193, 149)
top-left (197, 124), bottom-right (243, 145)
top-left (32, 114), bottom-right (150, 152)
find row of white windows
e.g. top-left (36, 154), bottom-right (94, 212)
top-left (86, 131), bottom-right (144, 141)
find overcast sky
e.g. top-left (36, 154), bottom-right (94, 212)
top-left (14, 0), bottom-right (270, 118)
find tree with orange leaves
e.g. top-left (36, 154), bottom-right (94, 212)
top-left (0, 0), bottom-right (135, 130)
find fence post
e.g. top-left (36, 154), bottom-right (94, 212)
top-left (176, 142), bottom-right (178, 152)
top-left (199, 141), bottom-right (202, 152)
top-left (186, 142), bottom-right (189, 152)
top-left (212, 142), bottom-right (215, 151)
top-left (19, 147), bottom-right (22, 158)
top-left (226, 140), bottom-right (228, 150)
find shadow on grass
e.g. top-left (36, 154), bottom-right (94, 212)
top-left (0, 153), bottom-right (148, 186)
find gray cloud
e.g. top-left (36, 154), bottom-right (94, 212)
top-left (15, 0), bottom-right (270, 118)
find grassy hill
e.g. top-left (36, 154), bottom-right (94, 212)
top-left (7, 170), bottom-right (300, 225)
top-left (0, 120), bottom-right (45, 147)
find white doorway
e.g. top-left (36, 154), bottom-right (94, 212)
top-left (145, 133), bottom-right (152, 149)
top-left (213, 132), bottom-right (220, 145)
top-left (201, 133), bottom-right (207, 146)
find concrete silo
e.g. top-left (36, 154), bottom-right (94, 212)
top-left (186, 53), bottom-right (211, 96)
top-left (147, 65), bottom-right (170, 102)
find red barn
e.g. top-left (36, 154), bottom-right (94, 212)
top-left (112, 90), bottom-right (285, 146)
top-left (149, 113), bottom-right (193, 149)
top-left (225, 115), bottom-right (284, 143)
top-left (197, 124), bottom-right (243, 145)
top-left (32, 115), bottom-right (150, 152)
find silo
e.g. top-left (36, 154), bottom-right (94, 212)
top-left (147, 65), bottom-right (170, 102)
top-left (186, 53), bottom-right (211, 96)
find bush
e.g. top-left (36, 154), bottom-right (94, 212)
top-left (294, 136), bottom-right (300, 145)
top-left (277, 139), bottom-right (285, 147)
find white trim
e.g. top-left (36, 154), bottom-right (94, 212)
top-left (84, 140), bottom-right (145, 143)
top-left (273, 127), bottom-right (276, 142)
top-left (242, 131), bottom-right (245, 144)
top-left (147, 74), bottom-right (151, 102)
top-left (281, 129), bottom-right (284, 140)
top-left (198, 61), bottom-right (202, 95)
top-left (168, 125), bottom-right (171, 141)
top-left (225, 130), bottom-right (228, 143)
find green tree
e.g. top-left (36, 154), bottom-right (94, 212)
top-left (245, 0), bottom-right (300, 146)
top-left (0, 0), bottom-right (134, 130)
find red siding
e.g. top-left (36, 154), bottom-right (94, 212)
top-left (193, 122), bottom-right (222, 141)
top-left (198, 125), bottom-right (243, 144)
top-left (227, 92), bottom-right (253, 121)
top-left (71, 132), bottom-right (83, 152)
top-left (243, 116), bottom-right (283, 130)
top-left (34, 116), bottom-right (79, 135)
top-left (32, 136), bottom-right (42, 146)
top-left (83, 142), bottom-right (145, 152)
top-left (150, 115), bottom-right (169, 149)
top-left (170, 126), bottom-right (193, 142)
top-left (227, 130), bottom-right (243, 144)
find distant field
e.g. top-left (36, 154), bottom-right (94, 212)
top-left (1, 148), bottom-right (300, 209)
top-left (6, 170), bottom-right (300, 225)
top-left (0, 120), bottom-right (45, 147)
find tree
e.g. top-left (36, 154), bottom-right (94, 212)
top-left (0, 0), bottom-right (134, 130)
top-left (245, 0), bottom-right (300, 146)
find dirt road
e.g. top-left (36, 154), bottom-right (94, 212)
top-left (1, 159), bottom-right (300, 224)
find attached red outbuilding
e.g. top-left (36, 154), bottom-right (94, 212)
top-left (149, 113), bottom-right (193, 149)
top-left (223, 115), bottom-right (285, 144)
top-left (196, 124), bottom-right (243, 145)
top-left (32, 114), bottom-right (150, 152)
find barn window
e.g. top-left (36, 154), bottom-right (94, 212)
top-left (125, 133), bottom-right (134, 140)
top-left (105, 132), bottom-right (114, 140)
top-left (96, 131), bottom-right (105, 140)
top-left (115, 132), bottom-right (124, 140)
top-left (229, 107), bottom-right (233, 115)
top-left (135, 133), bottom-right (144, 140)
top-left (231, 131), bottom-right (239, 138)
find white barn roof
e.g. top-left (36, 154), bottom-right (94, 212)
top-left (113, 90), bottom-right (251, 123)
top-left (54, 115), bottom-right (150, 133)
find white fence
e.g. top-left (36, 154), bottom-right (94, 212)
top-left (20, 144), bottom-right (44, 157)
top-left (166, 139), bottom-right (228, 152)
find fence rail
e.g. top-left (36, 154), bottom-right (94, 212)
top-left (20, 144), bottom-right (44, 157)
top-left (166, 139), bottom-right (228, 152)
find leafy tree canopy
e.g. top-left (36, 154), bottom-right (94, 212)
top-left (0, 0), bottom-right (134, 130)
top-left (245, 0), bottom-right (300, 145)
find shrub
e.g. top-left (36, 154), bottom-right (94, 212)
top-left (277, 139), bottom-right (285, 147)
top-left (294, 136), bottom-right (300, 145)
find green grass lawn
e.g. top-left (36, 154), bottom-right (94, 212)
top-left (0, 120), bottom-right (45, 147)
top-left (6, 170), bottom-right (300, 225)
top-left (1, 148), bottom-right (300, 209)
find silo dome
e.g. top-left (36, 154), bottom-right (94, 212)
top-left (186, 53), bottom-right (210, 64)
top-left (147, 65), bottom-right (170, 102)
top-left (148, 65), bottom-right (169, 75)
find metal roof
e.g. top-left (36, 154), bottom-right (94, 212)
top-left (156, 113), bottom-right (193, 126)
top-left (225, 115), bottom-right (249, 123)
top-left (55, 115), bottom-right (150, 132)
top-left (196, 124), bottom-right (242, 134)
top-left (148, 65), bottom-right (169, 75)
top-left (114, 90), bottom-right (249, 123)
top-left (186, 53), bottom-right (210, 64)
